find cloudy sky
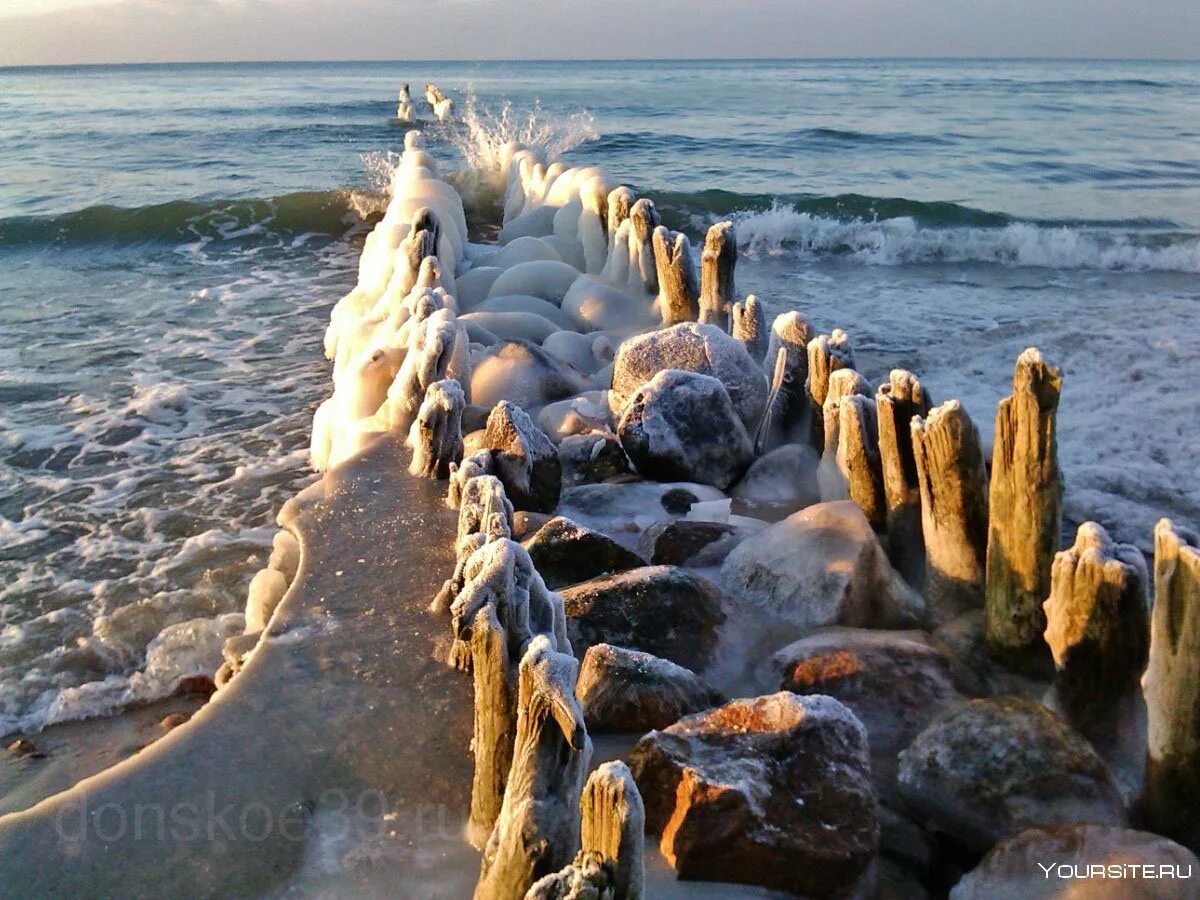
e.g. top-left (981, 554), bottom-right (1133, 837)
top-left (1, 0), bottom-right (1197, 67)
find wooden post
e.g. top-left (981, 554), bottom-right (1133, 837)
top-left (806, 330), bottom-right (855, 453)
top-left (652, 226), bottom-right (700, 325)
top-left (911, 400), bottom-right (989, 625)
top-left (835, 395), bottom-right (886, 529)
top-left (731, 295), bottom-right (768, 362)
top-left (580, 761), bottom-right (645, 900)
top-left (985, 348), bottom-right (1064, 674)
top-left (699, 222), bottom-right (736, 330)
top-left (408, 379), bottom-right (465, 479)
top-left (877, 370), bottom-right (932, 587)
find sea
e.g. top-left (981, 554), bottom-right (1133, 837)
top-left (0, 58), bottom-right (1197, 737)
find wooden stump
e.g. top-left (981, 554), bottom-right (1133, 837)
top-left (731, 295), bottom-right (768, 363)
top-left (757, 312), bottom-right (814, 450)
top-left (876, 370), bottom-right (932, 587)
top-left (580, 761), bottom-right (645, 900)
top-left (627, 199), bottom-right (660, 297)
top-left (408, 379), bottom-right (465, 479)
top-left (699, 221), bottom-right (736, 331)
top-left (835, 395), bottom-right (886, 530)
top-left (652, 226), bottom-right (700, 325)
top-left (1143, 519), bottom-right (1200, 850)
top-left (911, 400), bottom-right (989, 625)
top-left (1042, 522), bottom-right (1148, 748)
top-left (806, 330), bottom-right (855, 453)
top-left (985, 348), bottom-right (1063, 674)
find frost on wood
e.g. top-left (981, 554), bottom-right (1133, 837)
top-left (432, 473), bottom-right (513, 615)
top-left (876, 370), bottom-right (932, 587)
top-left (731, 294), bottom-right (767, 363)
top-left (1143, 518), bottom-right (1200, 850)
top-left (806, 330), bottom-right (855, 453)
top-left (579, 761), bottom-right (645, 900)
top-left (483, 400), bottom-right (563, 513)
top-left (652, 226), bottom-right (699, 326)
top-left (759, 312), bottom-right (815, 450)
top-left (834, 394), bottom-right (886, 530)
top-left (821, 368), bottom-right (871, 456)
top-left (1042, 522), bottom-right (1148, 747)
top-left (626, 199), bottom-right (660, 298)
top-left (448, 451), bottom-right (495, 510)
top-left (475, 637), bottom-right (592, 900)
top-left (911, 400), bottom-right (989, 625)
top-left (407, 378), bottom-right (465, 479)
top-left (985, 348), bottom-right (1064, 674)
top-left (698, 221), bottom-right (736, 331)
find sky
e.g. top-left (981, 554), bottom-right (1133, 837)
top-left (0, 0), bottom-right (1197, 67)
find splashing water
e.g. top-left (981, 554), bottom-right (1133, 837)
top-left (450, 93), bottom-right (599, 174)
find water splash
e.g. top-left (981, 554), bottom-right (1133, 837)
top-left (450, 93), bottom-right (599, 175)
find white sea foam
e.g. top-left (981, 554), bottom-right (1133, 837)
top-left (732, 202), bottom-right (1200, 273)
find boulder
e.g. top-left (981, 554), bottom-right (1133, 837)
top-left (628, 692), bottom-right (879, 897)
top-left (576, 644), bottom-right (723, 733)
top-left (897, 697), bottom-right (1127, 854)
top-left (730, 442), bottom-right (821, 507)
top-left (522, 517), bottom-right (646, 590)
top-left (720, 500), bottom-right (924, 633)
top-left (637, 520), bottom-right (739, 568)
top-left (460, 310), bottom-right (561, 344)
top-left (536, 392), bottom-right (611, 445)
top-left (617, 370), bottom-right (753, 491)
top-left (558, 433), bottom-right (632, 487)
top-left (562, 275), bottom-right (654, 333)
top-left (482, 401), bottom-right (562, 513)
top-left (558, 482), bottom-right (726, 534)
top-left (542, 330), bottom-right (607, 375)
top-left (486, 259), bottom-right (581, 305)
top-left (512, 510), bottom-right (553, 541)
top-left (470, 340), bottom-right (595, 411)
top-left (610, 322), bottom-right (769, 430)
top-left (772, 628), bottom-right (977, 761)
top-left (560, 566), bottom-right (727, 672)
top-left (950, 824), bottom-right (1199, 900)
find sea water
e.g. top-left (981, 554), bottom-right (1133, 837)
top-left (0, 59), bottom-right (1197, 737)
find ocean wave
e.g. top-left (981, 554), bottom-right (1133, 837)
top-left (0, 190), bottom-right (370, 250)
top-left (727, 203), bottom-right (1200, 272)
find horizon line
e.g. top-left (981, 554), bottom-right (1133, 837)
top-left (3, 54), bottom-right (1199, 71)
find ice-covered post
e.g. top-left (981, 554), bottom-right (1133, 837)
top-left (807, 329), bottom-right (855, 453)
top-left (876, 370), bottom-right (932, 586)
top-left (698, 221), bottom-right (736, 330)
top-left (476, 637), bottom-right (591, 900)
top-left (821, 368), bottom-right (871, 455)
top-left (652, 226), bottom-right (700, 325)
top-left (836, 394), bottom-right (886, 529)
top-left (985, 348), bottom-right (1064, 673)
top-left (580, 761), bottom-right (645, 900)
top-left (408, 379), bottom-right (465, 479)
top-left (911, 400), bottom-right (989, 624)
top-left (607, 186), bottom-right (635, 238)
top-left (1142, 519), bottom-right (1200, 849)
top-left (1042, 522), bottom-right (1148, 748)
top-left (395, 207), bottom-right (441, 297)
top-left (432, 473), bottom-right (513, 615)
top-left (757, 312), bottom-right (815, 451)
top-left (627, 199), bottom-right (660, 297)
top-left (731, 295), bottom-right (768, 363)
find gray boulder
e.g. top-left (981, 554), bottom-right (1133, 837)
top-left (470, 340), bottom-right (595, 411)
top-left (483, 401), bottom-right (562, 513)
top-left (610, 322), bottom-right (769, 430)
top-left (575, 644), bottom-right (723, 733)
top-left (558, 433), bottom-right (632, 487)
top-left (560, 566), bottom-right (727, 672)
top-left (522, 516), bottom-right (645, 590)
top-left (617, 370), bottom-right (753, 491)
top-left (898, 697), bottom-right (1127, 853)
top-left (730, 443), bottom-right (821, 508)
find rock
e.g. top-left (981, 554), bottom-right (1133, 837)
top-left (558, 433), bottom-right (632, 487)
top-left (522, 517), bottom-right (646, 590)
top-left (720, 500), bottom-right (924, 633)
top-left (617, 370), bottom-right (753, 491)
top-left (637, 520), bottom-right (739, 567)
top-left (536, 392), bottom-right (611, 445)
top-left (985, 348), bottom-right (1064, 675)
top-left (912, 400), bottom-right (989, 625)
top-left (561, 275), bottom-right (654, 333)
top-left (483, 401), bottom-right (562, 513)
top-left (772, 628), bottom-right (976, 761)
top-left (730, 442), bottom-right (821, 508)
top-left (1143, 518), bottom-right (1200, 850)
top-left (476, 637), bottom-right (592, 900)
top-left (558, 482), bottom-right (726, 536)
top-left (542, 330), bottom-right (607, 375)
top-left (610, 322), bottom-right (769, 431)
top-left (470, 340), bottom-right (595, 411)
top-left (897, 697), bottom-right (1127, 853)
top-left (486, 259), bottom-right (582, 305)
top-left (512, 511), bottom-right (552, 541)
top-left (950, 824), bottom-right (1199, 900)
top-left (7, 738), bottom-right (42, 758)
top-left (1042, 522), bottom-right (1149, 750)
top-left (525, 853), bottom-right (613, 900)
top-left (460, 310), bottom-right (561, 344)
top-left (561, 566), bottom-right (727, 672)
top-left (698, 221), bottom-right (736, 330)
top-left (576, 644), bottom-right (723, 733)
top-left (173, 674), bottom-right (217, 698)
top-left (628, 692), bottom-right (879, 897)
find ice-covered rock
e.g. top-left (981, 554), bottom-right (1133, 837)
top-left (486, 260), bottom-right (581, 306)
top-left (561, 566), bottom-right (727, 672)
top-left (456, 266), bottom-right (503, 310)
top-left (721, 500), bottom-right (924, 634)
top-left (730, 442), bottom-right (821, 507)
top-left (561, 274), bottom-right (654, 334)
top-left (473, 294), bottom-right (577, 330)
top-left (576, 644), bottom-right (723, 733)
top-left (558, 481), bottom-right (726, 534)
top-left (536, 392), bottom-right (611, 445)
top-left (628, 692), bottom-right (879, 897)
top-left (407, 378), bottom-right (465, 479)
top-left (522, 516), bottom-right (645, 590)
top-left (950, 824), bottom-right (1199, 900)
top-left (635, 519), bottom-right (759, 568)
top-left (470, 340), bottom-right (595, 411)
top-left (557, 433), bottom-right (631, 487)
top-left (617, 370), bottom-right (753, 491)
top-left (473, 235), bottom-right (562, 269)
top-left (897, 697), bottom-right (1127, 853)
top-left (460, 310), bottom-right (561, 344)
top-left (610, 322), bottom-right (769, 431)
top-left (482, 401), bottom-right (562, 513)
top-left (541, 330), bottom-right (609, 375)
